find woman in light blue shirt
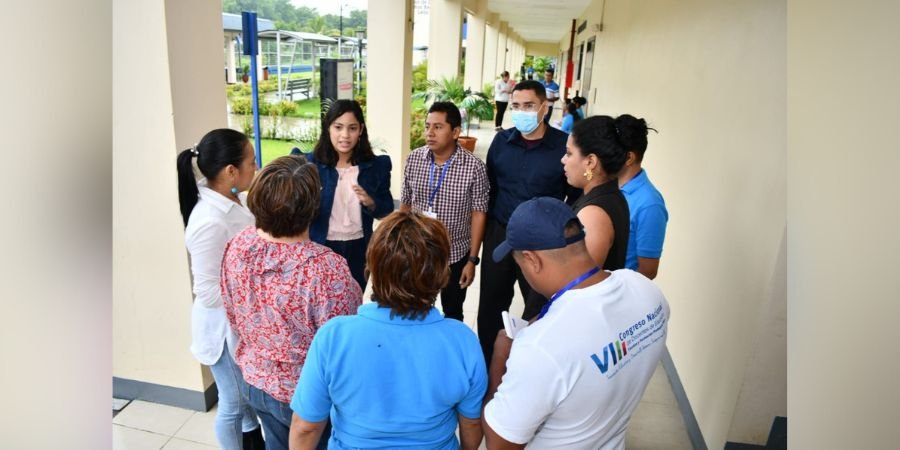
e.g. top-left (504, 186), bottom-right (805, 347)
top-left (289, 211), bottom-right (488, 450)
top-left (560, 101), bottom-right (582, 134)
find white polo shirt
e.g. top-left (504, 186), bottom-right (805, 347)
top-left (484, 269), bottom-right (670, 449)
top-left (184, 185), bottom-right (254, 365)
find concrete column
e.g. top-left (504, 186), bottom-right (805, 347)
top-left (368, 0), bottom-right (414, 197)
top-left (482, 16), bottom-right (498, 87)
top-left (114, 0), bottom-right (229, 411)
top-left (496, 22), bottom-right (508, 75)
top-left (427, 0), bottom-right (463, 81)
top-left (463, 8), bottom-right (486, 91)
top-left (226, 35), bottom-right (237, 83)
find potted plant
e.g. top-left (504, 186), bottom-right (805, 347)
top-left (415, 76), bottom-right (495, 152)
top-left (241, 64), bottom-right (250, 83)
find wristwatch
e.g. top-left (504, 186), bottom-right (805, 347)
top-left (467, 256), bottom-right (480, 266)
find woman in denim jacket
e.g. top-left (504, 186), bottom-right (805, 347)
top-left (303, 99), bottom-right (394, 290)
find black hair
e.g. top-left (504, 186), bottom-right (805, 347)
top-left (545, 68), bottom-right (555, 75)
top-left (501, 71), bottom-right (509, 77)
top-left (614, 114), bottom-right (657, 162)
top-left (571, 116), bottom-right (629, 176)
top-left (512, 80), bottom-right (547, 101)
top-left (176, 128), bottom-right (250, 227)
top-left (427, 101), bottom-right (462, 130)
top-left (573, 96), bottom-right (587, 106)
top-left (312, 99), bottom-right (375, 166)
top-left (567, 102), bottom-right (581, 122)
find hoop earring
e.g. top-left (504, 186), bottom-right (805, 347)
top-left (583, 170), bottom-right (593, 181)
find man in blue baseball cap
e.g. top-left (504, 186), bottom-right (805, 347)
top-left (482, 197), bottom-right (670, 448)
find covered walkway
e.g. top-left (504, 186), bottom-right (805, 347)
top-left (113, 1), bottom-right (787, 449)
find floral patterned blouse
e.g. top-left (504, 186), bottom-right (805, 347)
top-left (221, 226), bottom-right (362, 403)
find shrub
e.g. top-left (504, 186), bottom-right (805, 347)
top-left (411, 61), bottom-right (428, 93)
top-left (270, 100), bottom-right (297, 116)
top-left (230, 97), bottom-right (271, 115)
top-left (409, 105), bottom-right (427, 149)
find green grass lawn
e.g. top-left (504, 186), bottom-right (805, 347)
top-left (257, 139), bottom-right (316, 166)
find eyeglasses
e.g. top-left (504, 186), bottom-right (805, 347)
top-left (509, 103), bottom-right (541, 112)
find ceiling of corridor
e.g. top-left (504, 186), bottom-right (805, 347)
top-left (486, 0), bottom-right (592, 43)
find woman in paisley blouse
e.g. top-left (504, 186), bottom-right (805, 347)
top-left (221, 155), bottom-right (362, 450)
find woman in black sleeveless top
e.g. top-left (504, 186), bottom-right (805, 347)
top-left (522, 115), bottom-right (632, 320)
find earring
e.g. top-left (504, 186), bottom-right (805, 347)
top-left (231, 186), bottom-right (239, 195)
top-left (583, 170), bottom-right (594, 181)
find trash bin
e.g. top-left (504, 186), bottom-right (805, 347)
top-left (263, 66), bottom-right (269, 81)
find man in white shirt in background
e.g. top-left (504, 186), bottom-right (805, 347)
top-left (482, 197), bottom-right (670, 449)
top-left (494, 71), bottom-right (514, 131)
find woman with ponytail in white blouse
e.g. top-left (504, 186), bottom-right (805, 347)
top-left (175, 129), bottom-right (264, 450)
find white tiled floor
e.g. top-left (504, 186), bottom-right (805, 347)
top-left (113, 118), bottom-right (693, 449)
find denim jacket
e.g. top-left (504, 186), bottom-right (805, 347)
top-left (305, 152), bottom-right (395, 246)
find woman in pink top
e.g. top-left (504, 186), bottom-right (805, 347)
top-left (303, 100), bottom-right (394, 290)
top-left (221, 155), bottom-right (362, 450)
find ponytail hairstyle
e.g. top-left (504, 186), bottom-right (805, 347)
top-left (614, 114), bottom-right (657, 162)
top-left (566, 101), bottom-right (581, 122)
top-left (176, 128), bottom-right (250, 226)
top-left (570, 116), bottom-right (629, 177)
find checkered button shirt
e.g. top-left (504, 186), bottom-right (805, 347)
top-left (401, 145), bottom-right (490, 262)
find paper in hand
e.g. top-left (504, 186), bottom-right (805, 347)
top-left (501, 311), bottom-right (528, 339)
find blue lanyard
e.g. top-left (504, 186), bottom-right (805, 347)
top-left (427, 152), bottom-right (455, 210)
top-left (537, 266), bottom-right (601, 320)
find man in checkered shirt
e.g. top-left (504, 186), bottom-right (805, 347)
top-left (400, 101), bottom-right (490, 322)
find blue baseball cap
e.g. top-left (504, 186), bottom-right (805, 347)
top-left (492, 197), bottom-right (586, 262)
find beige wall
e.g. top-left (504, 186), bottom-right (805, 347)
top-left (367, 0), bottom-right (414, 197)
top-left (427, 0), bottom-right (463, 81)
top-left (113, 0), bottom-right (226, 392)
top-left (570, 0), bottom-right (786, 447)
top-left (788, 0), bottom-right (900, 447)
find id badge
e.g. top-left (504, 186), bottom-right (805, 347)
top-left (424, 209), bottom-right (438, 219)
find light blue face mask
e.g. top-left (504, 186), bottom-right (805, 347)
top-left (511, 110), bottom-right (540, 134)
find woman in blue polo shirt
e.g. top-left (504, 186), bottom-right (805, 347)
top-left (289, 211), bottom-right (488, 450)
top-left (615, 114), bottom-right (668, 279)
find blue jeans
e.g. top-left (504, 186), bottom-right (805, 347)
top-left (245, 384), bottom-right (330, 450)
top-left (208, 343), bottom-right (260, 450)
top-left (324, 238), bottom-right (367, 291)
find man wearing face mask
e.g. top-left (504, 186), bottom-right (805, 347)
top-left (477, 80), bottom-right (580, 365)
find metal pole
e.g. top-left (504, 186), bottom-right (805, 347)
top-left (276, 31), bottom-right (283, 100)
top-left (242, 11), bottom-right (262, 168)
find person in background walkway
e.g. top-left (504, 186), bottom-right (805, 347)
top-left (477, 80), bottom-right (580, 365)
top-left (289, 211), bottom-right (487, 450)
top-left (560, 101), bottom-right (581, 134)
top-left (483, 197), bottom-right (669, 449)
top-left (542, 68), bottom-right (561, 124)
top-left (494, 71), bottom-right (514, 131)
top-left (573, 95), bottom-right (587, 119)
top-left (221, 155), bottom-right (362, 450)
top-left (305, 99), bottom-right (394, 290)
top-left (400, 101), bottom-right (489, 322)
top-left (176, 129), bottom-right (264, 450)
top-left (523, 115), bottom-right (631, 320)
top-left (615, 115), bottom-right (668, 279)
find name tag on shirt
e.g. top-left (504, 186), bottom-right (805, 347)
top-left (424, 210), bottom-right (438, 219)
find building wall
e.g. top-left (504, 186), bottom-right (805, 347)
top-left (567, 0), bottom-right (786, 447)
top-left (787, 0), bottom-right (900, 447)
top-left (113, 0), bottom-right (226, 395)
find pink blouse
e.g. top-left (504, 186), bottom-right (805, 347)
top-left (221, 227), bottom-right (362, 403)
top-left (327, 166), bottom-right (364, 241)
